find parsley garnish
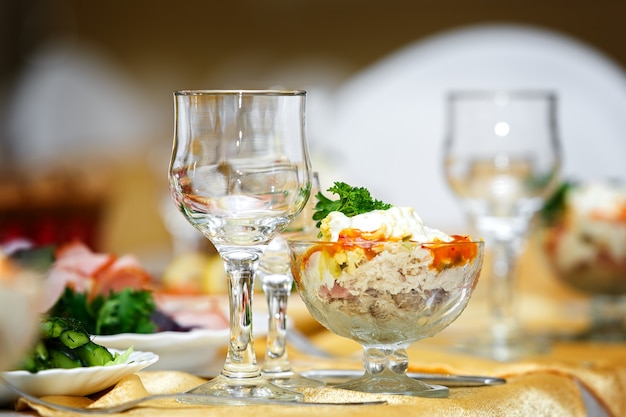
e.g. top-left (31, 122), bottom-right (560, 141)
top-left (312, 182), bottom-right (392, 227)
top-left (48, 287), bottom-right (157, 335)
top-left (540, 181), bottom-right (573, 225)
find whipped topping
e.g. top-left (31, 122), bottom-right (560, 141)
top-left (569, 181), bottom-right (626, 219)
top-left (549, 181), bottom-right (626, 275)
top-left (319, 206), bottom-right (452, 242)
top-left (558, 182), bottom-right (626, 265)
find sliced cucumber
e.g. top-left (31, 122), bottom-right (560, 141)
top-left (17, 316), bottom-right (120, 372)
top-left (40, 318), bottom-right (65, 339)
top-left (73, 341), bottom-right (114, 367)
top-left (48, 349), bottom-right (82, 369)
top-left (59, 329), bottom-right (90, 349)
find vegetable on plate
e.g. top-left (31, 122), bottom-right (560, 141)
top-left (16, 316), bottom-right (132, 373)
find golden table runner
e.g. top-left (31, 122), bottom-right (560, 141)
top-left (13, 245), bottom-right (626, 416)
top-left (11, 370), bottom-right (589, 417)
top-left (13, 336), bottom-right (626, 417)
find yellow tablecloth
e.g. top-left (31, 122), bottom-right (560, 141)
top-left (14, 319), bottom-right (626, 416)
top-left (11, 243), bottom-right (626, 416)
top-left (14, 340), bottom-right (626, 417)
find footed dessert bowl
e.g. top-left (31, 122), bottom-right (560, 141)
top-left (289, 239), bottom-right (484, 397)
top-left (543, 181), bottom-right (626, 341)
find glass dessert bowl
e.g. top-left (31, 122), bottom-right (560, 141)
top-left (288, 238), bottom-right (484, 397)
top-left (542, 181), bottom-right (626, 341)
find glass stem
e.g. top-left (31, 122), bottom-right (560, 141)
top-left (261, 274), bottom-right (292, 373)
top-left (220, 249), bottom-right (262, 378)
top-left (589, 295), bottom-right (626, 338)
top-left (363, 346), bottom-right (408, 376)
top-left (489, 238), bottom-right (522, 340)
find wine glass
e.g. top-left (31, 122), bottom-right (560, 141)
top-left (258, 172), bottom-right (324, 389)
top-left (289, 239), bottom-right (484, 397)
top-left (169, 90), bottom-right (312, 402)
top-left (444, 90), bottom-right (561, 360)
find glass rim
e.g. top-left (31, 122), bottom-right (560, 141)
top-left (288, 239), bottom-right (484, 246)
top-left (174, 89), bottom-right (306, 97)
top-left (447, 89), bottom-right (557, 101)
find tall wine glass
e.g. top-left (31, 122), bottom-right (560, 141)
top-left (258, 172), bottom-right (324, 389)
top-left (444, 90), bottom-right (561, 361)
top-left (169, 90), bottom-right (312, 401)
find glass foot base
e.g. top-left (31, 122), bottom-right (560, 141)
top-left (262, 370), bottom-right (326, 389)
top-left (457, 331), bottom-right (550, 362)
top-left (179, 374), bottom-right (303, 404)
top-left (552, 325), bottom-right (626, 343)
top-left (333, 372), bottom-right (449, 398)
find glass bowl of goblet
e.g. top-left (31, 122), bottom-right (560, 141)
top-left (288, 238), bottom-right (484, 397)
top-left (542, 181), bottom-right (626, 341)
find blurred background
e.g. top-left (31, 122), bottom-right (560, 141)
top-left (1, 0), bottom-right (626, 271)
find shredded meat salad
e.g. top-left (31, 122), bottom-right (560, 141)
top-left (291, 183), bottom-right (481, 340)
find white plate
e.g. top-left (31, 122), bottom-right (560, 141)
top-left (0, 349), bottom-right (158, 405)
top-left (94, 328), bottom-right (229, 373)
top-left (93, 310), bottom-right (268, 374)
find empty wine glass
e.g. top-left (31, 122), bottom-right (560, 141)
top-left (444, 90), bottom-right (561, 361)
top-left (258, 172), bottom-right (324, 389)
top-left (169, 90), bottom-right (312, 401)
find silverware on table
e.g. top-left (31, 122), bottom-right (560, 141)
top-left (300, 369), bottom-right (506, 387)
top-left (1, 378), bottom-right (386, 414)
top-left (1, 365), bottom-right (504, 414)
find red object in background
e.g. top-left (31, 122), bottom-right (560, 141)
top-left (0, 221), bottom-right (24, 243)
top-left (0, 205), bottom-right (103, 250)
top-left (0, 170), bottom-right (109, 251)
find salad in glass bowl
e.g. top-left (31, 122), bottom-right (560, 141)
top-left (289, 183), bottom-right (484, 397)
top-left (542, 180), bottom-right (626, 340)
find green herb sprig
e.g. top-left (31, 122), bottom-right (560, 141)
top-left (48, 287), bottom-right (157, 335)
top-left (540, 181), bottom-right (573, 225)
top-left (312, 182), bottom-right (392, 227)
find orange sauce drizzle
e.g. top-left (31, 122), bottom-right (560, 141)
top-left (427, 235), bottom-right (478, 271)
top-left (590, 204), bottom-right (626, 223)
top-left (301, 229), bottom-right (478, 272)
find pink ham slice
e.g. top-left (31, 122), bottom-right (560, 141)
top-left (91, 254), bottom-right (153, 296)
top-left (41, 241), bottom-right (152, 311)
top-left (54, 241), bottom-right (114, 277)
